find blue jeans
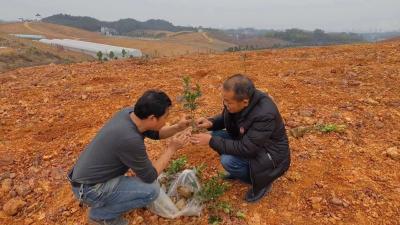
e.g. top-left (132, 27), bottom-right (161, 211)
top-left (72, 175), bottom-right (159, 220)
top-left (212, 130), bottom-right (251, 184)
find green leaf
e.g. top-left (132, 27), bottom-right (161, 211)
top-left (236, 211), bottom-right (246, 219)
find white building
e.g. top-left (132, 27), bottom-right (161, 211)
top-left (100, 27), bottom-right (118, 36)
top-left (39, 39), bottom-right (142, 58)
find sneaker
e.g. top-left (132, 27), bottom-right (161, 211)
top-left (88, 217), bottom-right (129, 225)
top-left (244, 183), bottom-right (272, 203)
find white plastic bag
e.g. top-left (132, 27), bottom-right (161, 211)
top-left (147, 169), bottom-right (202, 219)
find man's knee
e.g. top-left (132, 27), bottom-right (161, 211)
top-left (220, 154), bottom-right (237, 171)
top-left (144, 181), bottom-right (160, 203)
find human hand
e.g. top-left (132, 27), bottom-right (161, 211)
top-left (190, 133), bottom-right (212, 146)
top-left (196, 117), bottom-right (213, 129)
top-left (168, 130), bottom-right (191, 151)
top-left (177, 114), bottom-right (192, 130)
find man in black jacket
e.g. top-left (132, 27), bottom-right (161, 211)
top-left (191, 74), bottom-right (290, 202)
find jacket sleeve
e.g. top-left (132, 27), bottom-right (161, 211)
top-left (208, 114), bottom-right (225, 131)
top-left (209, 116), bottom-right (275, 158)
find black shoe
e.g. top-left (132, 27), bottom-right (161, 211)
top-left (245, 183), bottom-right (272, 203)
top-left (88, 217), bottom-right (129, 225)
top-left (222, 173), bottom-right (236, 181)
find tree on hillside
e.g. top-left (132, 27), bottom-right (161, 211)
top-left (109, 51), bottom-right (115, 60)
top-left (96, 51), bottom-right (103, 61)
top-left (122, 49), bottom-right (127, 58)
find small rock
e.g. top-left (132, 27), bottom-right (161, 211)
top-left (302, 117), bottom-right (316, 125)
top-left (365, 98), bottom-right (379, 105)
top-left (330, 197), bottom-right (343, 206)
top-left (0, 155), bottom-right (14, 166)
top-left (315, 182), bottom-right (325, 188)
top-left (289, 126), bottom-right (310, 138)
top-left (309, 197), bottom-right (323, 204)
top-left (37, 212), bottom-right (46, 220)
top-left (374, 121), bottom-right (384, 129)
top-left (347, 80), bottom-right (362, 87)
top-left (9, 173), bottom-right (16, 179)
top-left (9, 190), bottom-right (17, 197)
top-left (15, 185), bottom-right (32, 197)
top-left (62, 211), bottom-right (71, 217)
top-left (384, 147), bottom-right (400, 160)
top-left (24, 218), bottom-right (34, 225)
top-left (3, 198), bottom-right (26, 216)
top-left (0, 171), bottom-right (10, 180)
top-left (42, 154), bottom-right (53, 161)
top-left (70, 207), bottom-right (78, 214)
top-left (286, 172), bottom-right (301, 182)
top-left (135, 216), bottom-right (144, 223)
top-left (1, 178), bottom-right (13, 192)
top-left (299, 109), bottom-right (315, 117)
top-left (81, 94), bottom-right (88, 100)
top-left (27, 110), bottom-right (36, 116)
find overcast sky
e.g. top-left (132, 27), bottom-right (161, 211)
top-left (0, 0), bottom-right (399, 32)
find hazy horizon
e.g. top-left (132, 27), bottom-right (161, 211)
top-left (0, 0), bottom-right (399, 33)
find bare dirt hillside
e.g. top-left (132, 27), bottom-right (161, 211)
top-left (0, 22), bottom-right (235, 57)
top-left (0, 40), bottom-right (399, 225)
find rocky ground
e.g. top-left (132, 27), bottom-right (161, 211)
top-left (0, 40), bottom-right (399, 225)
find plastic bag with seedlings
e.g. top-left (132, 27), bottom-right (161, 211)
top-left (147, 169), bottom-right (202, 219)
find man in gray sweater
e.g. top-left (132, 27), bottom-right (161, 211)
top-left (68, 90), bottom-right (191, 225)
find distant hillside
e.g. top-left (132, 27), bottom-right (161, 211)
top-left (265, 29), bottom-right (364, 46)
top-left (0, 32), bottom-right (93, 73)
top-left (42, 14), bottom-right (196, 35)
top-left (361, 31), bottom-right (400, 42)
top-left (207, 30), bottom-right (289, 50)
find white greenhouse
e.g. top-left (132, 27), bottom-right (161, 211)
top-left (38, 39), bottom-right (142, 58)
top-left (12, 34), bottom-right (46, 40)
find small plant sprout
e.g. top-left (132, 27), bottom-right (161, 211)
top-left (236, 211), bottom-right (246, 220)
top-left (196, 174), bottom-right (229, 203)
top-left (215, 201), bottom-right (233, 214)
top-left (180, 76), bottom-right (202, 132)
top-left (208, 215), bottom-right (222, 225)
top-left (166, 156), bottom-right (187, 175)
top-left (193, 163), bottom-right (206, 180)
top-left (317, 124), bottom-right (346, 133)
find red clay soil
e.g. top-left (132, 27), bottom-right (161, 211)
top-left (0, 40), bottom-right (399, 225)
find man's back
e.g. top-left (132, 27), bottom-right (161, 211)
top-left (71, 107), bottom-right (157, 184)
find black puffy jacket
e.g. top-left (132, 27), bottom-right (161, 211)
top-left (209, 89), bottom-right (291, 191)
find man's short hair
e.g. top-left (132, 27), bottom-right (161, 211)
top-left (134, 90), bottom-right (172, 119)
top-left (223, 74), bottom-right (255, 101)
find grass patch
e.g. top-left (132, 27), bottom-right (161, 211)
top-left (166, 156), bottom-right (187, 175)
top-left (316, 124), bottom-right (346, 133)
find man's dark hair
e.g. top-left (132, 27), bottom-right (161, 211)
top-left (223, 74), bottom-right (255, 101)
top-left (134, 90), bottom-right (172, 119)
